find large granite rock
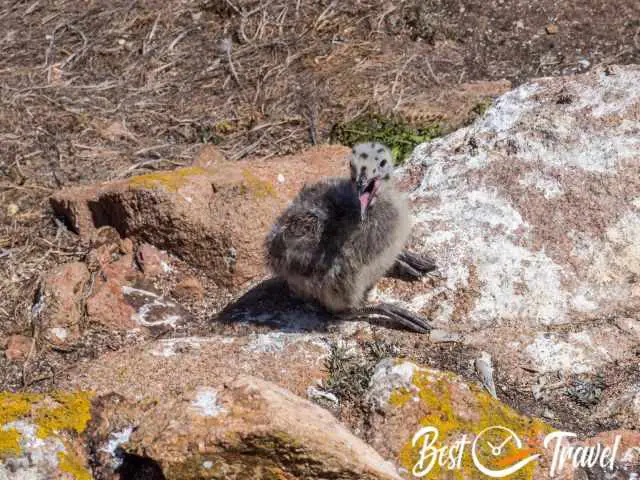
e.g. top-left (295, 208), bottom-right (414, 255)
top-left (121, 375), bottom-right (401, 479)
top-left (50, 145), bottom-right (350, 289)
top-left (386, 64), bottom-right (640, 378)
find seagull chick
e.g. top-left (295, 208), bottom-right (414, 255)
top-left (265, 142), bottom-right (436, 333)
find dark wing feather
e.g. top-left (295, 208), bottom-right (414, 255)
top-left (266, 179), bottom-right (360, 279)
top-left (265, 203), bottom-right (326, 277)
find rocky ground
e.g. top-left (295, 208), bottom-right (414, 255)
top-left (1, 1), bottom-right (640, 479)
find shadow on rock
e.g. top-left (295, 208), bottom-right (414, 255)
top-left (215, 278), bottom-right (333, 333)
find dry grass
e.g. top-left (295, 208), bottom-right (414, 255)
top-left (1, 0), bottom-right (638, 390)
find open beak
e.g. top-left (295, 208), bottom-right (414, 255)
top-left (356, 175), bottom-right (380, 220)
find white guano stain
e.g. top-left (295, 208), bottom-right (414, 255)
top-left (189, 387), bottom-right (225, 417)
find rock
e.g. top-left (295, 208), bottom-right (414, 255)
top-left (122, 376), bottom-right (401, 479)
top-left (95, 119), bottom-right (137, 142)
top-left (84, 240), bottom-right (190, 334)
top-left (6, 203), bottom-right (18, 216)
top-left (388, 65), bottom-right (640, 379)
top-left (50, 145), bottom-right (349, 289)
top-left (555, 430), bottom-right (640, 480)
top-left (3, 335), bottom-right (32, 362)
top-left (89, 225), bottom-right (122, 249)
top-left (85, 250), bottom-right (139, 331)
top-left (122, 284), bottom-right (193, 335)
top-left (34, 262), bottom-right (90, 346)
top-left (365, 359), bottom-right (555, 478)
top-left (86, 393), bottom-right (150, 478)
top-left (86, 277), bottom-right (137, 331)
top-left (192, 144), bottom-right (226, 169)
top-left (0, 391), bottom-right (93, 480)
top-left (171, 276), bottom-right (205, 301)
top-left (592, 385), bottom-right (640, 430)
top-left (545, 23), bottom-right (559, 34)
top-left (60, 333), bottom-right (331, 401)
top-left (136, 243), bottom-right (171, 277)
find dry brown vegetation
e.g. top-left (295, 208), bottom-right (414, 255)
top-left (1, 0), bottom-right (639, 390)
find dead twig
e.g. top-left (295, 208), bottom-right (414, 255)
top-left (219, 38), bottom-right (242, 88)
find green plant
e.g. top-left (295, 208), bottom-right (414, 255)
top-left (323, 340), bottom-right (399, 403)
top-left (329, 114), bottom-right (441, 165)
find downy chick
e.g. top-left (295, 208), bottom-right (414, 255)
top-left (265, 142), bottom-right (435, 332)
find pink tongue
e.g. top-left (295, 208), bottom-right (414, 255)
top-left (359, 192), bottom-right (370, 210)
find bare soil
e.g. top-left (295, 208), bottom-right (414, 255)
top-left (0, 0), bottom-right (639, 432)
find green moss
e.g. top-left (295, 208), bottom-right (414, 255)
top-left (329, 114), bottom-right (442, 165)
top-left (128, 166), bottom-right (208, 192)
top-left (198, 120), bottom-right (236, 144)
top-left (241, 169), bottom-right (276, 198)
top-left (471, 99), bottom-right (493, 117)
top-left (58, 451), bottom-right (92, 480)
top-left (394, 367), bottom-right (553, 480)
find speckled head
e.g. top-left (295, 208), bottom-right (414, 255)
top-left (349, 142), bottom-right (394, 219)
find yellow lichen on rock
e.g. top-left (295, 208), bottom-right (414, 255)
top-left (0, 392), bottom-right (37, 457)
top-left (241, 168), bottom-right (276, 198)
top-left (35, 391), bottom-right (93, 438)
top-left (58, 450), bottom-right (93, 480)
top-left (0, 428), bottom-right (20, 457)
top-left (0, 391), bottom-right (94, 478)
top-left (394, 368), bottom-right (553, 480)
top-left (128, 166), bottom-right (209, 192)
top-left (0, 392), bottom-right (36, 424)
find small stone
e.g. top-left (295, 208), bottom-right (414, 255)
top-left (86, 279), bottom-right (137, 331)
top-left (475, 352), bottom-right (497, 399)
top-left (192, 144), bottom-right (225, 170)
top-left (136, 243), bottom-right (171, 277)
top-left (89, 226), bottom-right (121, 249)
top-left (429, 329), bottom-right (463, 343)
top-left (515, 20), bottom-right (525, 29)
top-left (4, 335), bottom-right (32, 361)
top-left (36, 262), bottom-right (90, 346)
top-left (541, 407), bottom-right (556, 419)
top-left (277, 174), bottom-right (285, 184)
top-left (119, 238), bottom-right (134, 255)
top-left (545, 23), bottom-right (559, 35)
top-left (577, 58), bottom-right (591, 70)
top-left (123, 285), bottom-right (192, 334)
top-left (171, 277), bottom-right (204, 301)
top-left (7, 203), bottom-right (19, 216)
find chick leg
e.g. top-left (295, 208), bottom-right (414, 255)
top-left (339, 302), bottom-right (432, 334)
top-left (386, 251), bottom-right (437, 281)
